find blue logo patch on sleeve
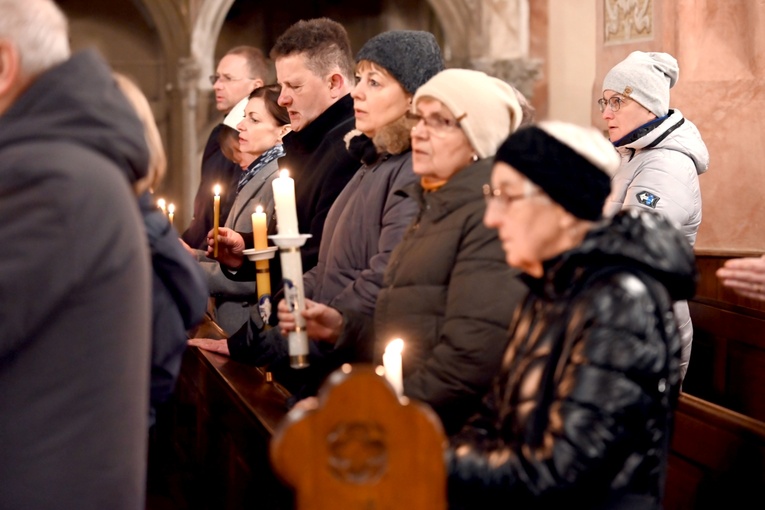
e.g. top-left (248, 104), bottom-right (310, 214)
top-left (636, 191), bottom-right (660, 208)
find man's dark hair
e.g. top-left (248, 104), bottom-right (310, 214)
top-left (226, 45), bottom-right (272, 82)
top-left (270, 18), bottom-right (354, 83)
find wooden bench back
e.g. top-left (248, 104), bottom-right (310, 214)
top-left (270, 363), bottom-right (448, 510)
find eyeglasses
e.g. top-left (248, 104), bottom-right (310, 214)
top-left (209, 74), bottom-right (251, 86)
top-left (482, 184), bottom-right (538, 210)
top-left (406, 111), bottom-right (466, 136)
top-left (597, 96), bottom-right (628, 113)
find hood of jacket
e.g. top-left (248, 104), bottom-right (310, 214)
top-left (344, 113), bottom-right (413, 165)
top-left (527, 209), bottom-right (697, 302)
top-left (615, 109), bottom-right (709, 176)
top-left (0, 50), bottom-right (151, 185)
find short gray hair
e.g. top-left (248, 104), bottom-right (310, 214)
top-left (0, 0), bottom-right (70, 77)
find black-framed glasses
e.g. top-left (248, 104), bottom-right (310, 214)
top-left (209, 74), bottom-right (250, 86)
top-left (597, 96), bottom-right (628, 113)
top-left (482, 184), bottom-right (538, 210)
top-left (406, 111), bottom-right (466, 136)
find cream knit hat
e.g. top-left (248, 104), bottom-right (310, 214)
top-left (413, 69), bottom-right (522, 159)
top-left (223, 96), bottom-right (248, 130)
top-left (602, 51), bottom-right (679, 117)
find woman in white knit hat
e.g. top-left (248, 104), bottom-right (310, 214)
top-left (447, 121), bottom-right (697, 509)
top-left (279, 68), bottom-right (529, 435)
top-left (600, 50), bottom-right (709, 382)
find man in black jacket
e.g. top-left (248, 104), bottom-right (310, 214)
top-left (189, 18), bottom-right (360, 393)
top-left (181, 46), bottom-right (269, 249)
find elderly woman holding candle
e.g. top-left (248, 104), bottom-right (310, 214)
top-left (184, 84), bottom-right (290, 334)
top-left (446, 121), bottom-right (696, 509)
top-left (279, 69), bottom-right (528, 434)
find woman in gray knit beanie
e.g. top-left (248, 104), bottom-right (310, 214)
top-left (272, 30), bottom-right (448, 405)
top-left (600, 50), bottom-right (709, 382)
top-left (279, 66), bottom-right (529, 436)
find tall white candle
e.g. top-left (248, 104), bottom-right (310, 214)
top-left (383, 338), bottom-right (404, 398)
top-left (271, 169), bottom-right (299, 235)
top-left (213, 184), bottom-right (221, 257)
top-left (167, 203), bottom-right (175, 226)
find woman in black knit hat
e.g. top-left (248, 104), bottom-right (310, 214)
top-left (447, 120), bottom-right (697, 509)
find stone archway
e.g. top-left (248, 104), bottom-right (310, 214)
top-left (130, 0), bottom-right (541, 224)
top-left (424, 0), bottom-right (540, 97)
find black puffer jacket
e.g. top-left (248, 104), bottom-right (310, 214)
top-left (447, 209), bottom-right (697, 510)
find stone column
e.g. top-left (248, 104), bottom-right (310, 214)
top-left (177, 56), bottom-right (200, 227)
top-left (438, 0), bottom-right (541, 97)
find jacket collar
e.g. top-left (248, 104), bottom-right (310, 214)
top-left (402, 158), bottom-right (491, 222)
top-left (281, 94), bottom-right (354, 155)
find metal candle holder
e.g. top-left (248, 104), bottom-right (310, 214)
top-left (268, 233), bottom-right (312, 369)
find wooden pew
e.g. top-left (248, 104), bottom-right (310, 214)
top-left (662, 251), bottom-right (765, 509)
top-left (147, 317), bottom-right (294, 509)
top-left (684, 252), bottom-right (765, 422)
top-left (665, 393), bottom-right (765, 509)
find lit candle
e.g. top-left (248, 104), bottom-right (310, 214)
top-left (213, 184), bottom-right (221, 257)
top-left (252, 205), bottom-right (272, 323)
top-left (167, 203), bottom-right (175, 226)
top-left (251, 205), bottom-right (268, 250)
top-left (271, 169), bottom-right (299, 235)
top-left (382, 338), bottom-right (404, 398)
top-left (157, 198), bottom-right (166, 216)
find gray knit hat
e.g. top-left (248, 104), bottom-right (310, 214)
top-left (356, 30), bottom-right (444, 95)
top-left (414, 69), bottom-right (522, 159)
top-left (602, 51), bottom-right (679, 117)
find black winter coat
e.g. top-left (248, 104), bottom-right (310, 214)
top-left (140, 192), bottom-right (208, 422)
top-left (447, 210), bottom-right (697, 510)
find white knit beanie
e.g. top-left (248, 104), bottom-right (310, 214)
top-left (413, 69), bottom-right (522, 159)
top-left (602, 51), bottom-right (679, 117)
top-left (223, 96), bottom-right (248, 129)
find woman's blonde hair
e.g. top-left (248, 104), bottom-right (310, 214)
top-left (113, 72), bottom-right (166, 196)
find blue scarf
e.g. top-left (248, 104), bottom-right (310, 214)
top-left (237, 144), bottom-right (286, 194)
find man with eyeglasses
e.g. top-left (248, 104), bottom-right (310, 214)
top-left (599, 51), bottom-right (709, 382)
top-left (181, 46), bottom-right (269, 249)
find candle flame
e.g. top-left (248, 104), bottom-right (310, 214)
top-left (213, 184), bottom-right (221, 196)
top-left (385, 338), bottom-right (404, 355)
top-left (157, 198), bottom-right (166, 209)
top-left (279, 169), bottom-right (290, 178)
top-left (255, 205), bottom-right (263, 214)
top-left (167, 203), bottom-right (175, 213)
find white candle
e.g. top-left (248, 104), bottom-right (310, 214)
top-left (167, 203), bottom-right (175, 226)
top-left (271, 169), bottom-right (299, 235)
top-left (157, 198), bottom-right (166, 216)
top-left (383, 338), bottom-right (404, 398)
top-left (213, 184), bottom-right (221, 257)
